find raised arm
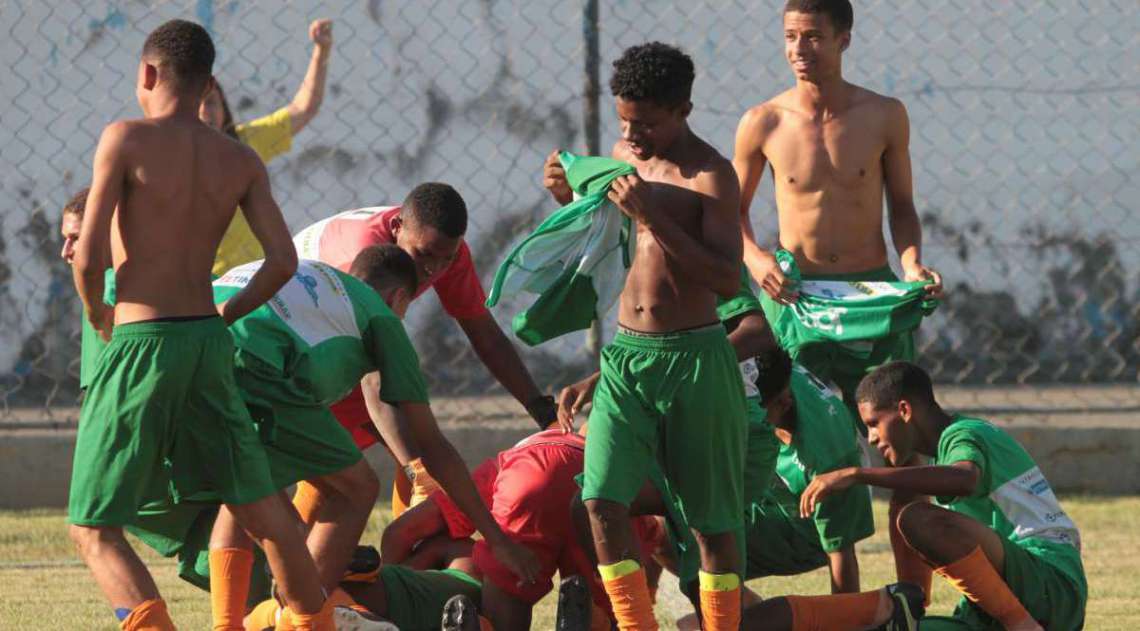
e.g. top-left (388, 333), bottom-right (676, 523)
top-left (73, 122), bottom-right (129, 340)
top-left (219, 152), bottom-right (298, 324)
top-left (285, 19), bottom-right (333, 134)
top-left (883, 98), bottom-right (941, 297)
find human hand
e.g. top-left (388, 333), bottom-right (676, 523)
top-left (490, 536), bottom-right (540, 586)
top-left (309, 19), bottom-right (333, 49)
top-left (903, 263), bottom-right (943, 299)
top-left (800, 467), bottom-right (858, 518)
top-left (89, 305), bottom-right (114, 342)
top-left (606, 174), bottom-right (652, 223)
top-left (754, 250), bottom-right (798, 304)
top-left (555, 373), bottom-right (600, 431)
top-left (543, 150), bottom-right (573, 205)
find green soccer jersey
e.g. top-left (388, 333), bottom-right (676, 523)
top-left (213, 260), bottom-right (429, 407)
top-left (78, 268), bottom-right (117, 391)
top-left (771, 365), bottom-right (873, 552)
top-left (717, 266), bottom-right (765, 400)
top-left (935, 417), bottom-right (1084, 583)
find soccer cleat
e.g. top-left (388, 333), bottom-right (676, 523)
top-left (555, 575), bottom-right (592, 631)
top-left (440, 593), bottom-right (480, 631)
top-left (333, 605), bottom-right (399, 631)
top-left (876, 582), bottom-right (926, 631)
top-left (343, 544), bottom-right (382, 583)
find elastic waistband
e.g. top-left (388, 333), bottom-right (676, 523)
top-left (613, 322), bottom-right (727, 351)
top-left (802, 265), bottom-right (897, 283)
top-left (111, 315), bottom-right (227, 339)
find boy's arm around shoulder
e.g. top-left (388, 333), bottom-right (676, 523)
top-left (218, 146), bottom-right (298, 324)
top-left (800, 461), bottom-right (981, 518)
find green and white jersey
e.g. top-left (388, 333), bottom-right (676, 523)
top-left (936, 418), bottom-right (1082, 560)
top-left (717, 266), bottom-right (764, 399)
top-left (213, 260), bottom-right (428, 407)
top-left (770, 365), bottom-right (873, 552)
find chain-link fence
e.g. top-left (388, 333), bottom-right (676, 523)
top-left (2, 1), bottom-right (1138, 425)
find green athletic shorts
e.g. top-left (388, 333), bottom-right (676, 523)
top-left (69, 318), bottom-right (278, 526)
top-left (759, 265), bottom-right (914, 430)
top-left (379, 566), bottom-right (481, 631)
top-left (742, 496), bottom-right (828, 578)
top-left (743, 396), bottom-right (780, 506)
top-left (583, 325), bottom-right (747, 535)
top-left (922, 537), bottom-right (1087, 630)
top-left (233, 351), bottom-right (364, 490)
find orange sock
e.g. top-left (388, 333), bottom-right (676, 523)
top-left (785, 590), bottom-right (885, 631)
top-left (243, 599), bottom-right (280, 630)
top-left (391, 466), bottom-right (412, 517)
top-left (698, 571), bottom-right (740, 631)
top-left (935, 546), bottom-right (1036, 628)
top-left (283, 598), bottom-right (336, 631)
top-left (119, 598), bottom-right (176, 631)
top-left (209, 548), bottom-right (253, 631)
top-left (292, 481), bottom-right (325, 528)
top-left (599, 561), bottom-right (658, 631)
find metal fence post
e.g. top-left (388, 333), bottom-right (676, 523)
top-left (583, 0), bottom-right (603, 362)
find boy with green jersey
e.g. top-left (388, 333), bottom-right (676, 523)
top-left (746, 348), bottom-right (873, 591)
top-left (802, 362), bottom-right (1086, 631)
top-left (201, 246), bottom-right (538, 627)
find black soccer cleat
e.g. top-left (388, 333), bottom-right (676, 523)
top-left (555, 575), bottom-right (592, 631)
top-left (343, 544), bottom-right (382, 583)
top-left (441, 593), bottom-right (481, 631)
top-left (876, 582), bottom-right (926, 631)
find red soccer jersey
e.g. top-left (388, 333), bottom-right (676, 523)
top-left (293, 205), bottom-right (488, 319)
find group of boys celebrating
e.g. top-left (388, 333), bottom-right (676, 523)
top-left (60, 1), bottom-right (1086, 630)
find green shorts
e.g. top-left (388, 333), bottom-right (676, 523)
top-left (583, 325), bottom-right (747, 534)
top-left (69, 318), bottom-right (278, 526)
top-left (743, 396), bottom-right (779, 507)
top-left (378, 566), bottom-right (481, 631)
top-left (742, 496), bottom-right (828, 578)
top-left (925, 538), bottom-right (1087, 631)
top-left (234, 352), bottom-right (364, 490)
top-left (760, 266), bottom-right (914, 429)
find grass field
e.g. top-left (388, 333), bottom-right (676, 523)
top-left (1, 497), bottom-right (1134, 629)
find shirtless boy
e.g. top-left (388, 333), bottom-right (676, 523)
top-left (733, 0), bottom-right (942, 594)
top-left (68, 20), bottom-right (330, 629)
top-left (544, 42), bottom-right (746, 630)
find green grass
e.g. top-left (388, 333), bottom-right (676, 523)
top-left (1, 497), bottom-right (1135, 629)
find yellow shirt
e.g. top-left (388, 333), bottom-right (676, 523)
top-left (212, 107), bottom-right (294, 276)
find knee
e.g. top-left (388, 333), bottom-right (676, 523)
top-left (896, 502), bottom-right (948, 550)
top-left (68, 523), bottom-right (118, 556)
top-left (345, 463), bottom-right (380, 508)
top-left (585, 498), bottom-right (627, 525)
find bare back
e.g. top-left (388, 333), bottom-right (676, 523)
top-left (108, 117), bottom-right (261, 321)
top-left (739, 85), bottom-right (910, 275)
top-left (614, 136), bottom-right (740, 332)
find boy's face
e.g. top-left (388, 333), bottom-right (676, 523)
top-left (199, 87), bottom-right (225, 130)
top-left (783, 11), bottom-right (849, 82)
top-left (392, 215), bottom-right (461, 286)
top-left (762, 385), bottom-right (796, 426)
top-left (60, 213), bottom-right (82, 265)
top-left (615, 97), bottom-right (690, 160)
top-left (860, 401), bottom-right (915, 466)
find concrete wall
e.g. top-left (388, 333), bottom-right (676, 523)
top-left (4, 414), bottom-right (1138, 510)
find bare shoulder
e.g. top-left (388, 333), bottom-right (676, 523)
top-left (691, 140), bottom-right (739, 195)
top-left (738, 93), bottom-right (788, 135)
top-left (852, 85), bottom-right (908, 118)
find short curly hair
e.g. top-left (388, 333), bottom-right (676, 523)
top-left (401, 182), bottom-right (468, 239)
top-left (609, 42), bottom-right (695, 108)
top-left (142, 19), bottom-right (215, 91)
top-left (856, 361), bottom-right (936, 410)
top-left (754, 345), bottom-right (794, 404)
top-left (784, 0), bottom-right (854, 33)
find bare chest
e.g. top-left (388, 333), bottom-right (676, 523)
top-left (765, 116), bottom-right (886, 193)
